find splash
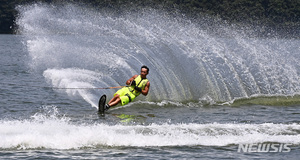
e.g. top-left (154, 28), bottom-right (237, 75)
top-left (1, 119), bottom-right (300, 149)
top-left (16, 3), bottom-right (300, 106)
top-left (1, 106), bottom-right (299, 149)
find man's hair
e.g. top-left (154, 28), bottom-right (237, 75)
top-left (141, 65), bottom-right (149, 73)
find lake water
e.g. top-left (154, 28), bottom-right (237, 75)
top-left (1, 3), bottom-right (300, 159)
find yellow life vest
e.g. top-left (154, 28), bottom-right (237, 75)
top-left (129, 75), bottom-right (148, 96)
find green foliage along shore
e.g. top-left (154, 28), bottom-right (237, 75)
top-left (1, 0), bottom-right (299, 37)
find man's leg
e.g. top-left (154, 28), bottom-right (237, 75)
top-left (108, 97), bottom-right (121, 107)
top-left (108, 94), bottom-right (119, 105)
top-left (105, 88), bottom-right (130, 110)
top-left (106, 94), bottom-right (121, 108)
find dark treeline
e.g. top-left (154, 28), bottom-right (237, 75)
top-left (1, 0), bottom-right (299, 37)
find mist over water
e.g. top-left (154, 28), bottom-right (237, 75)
top-left (16, 3), bottom-right (300, 107)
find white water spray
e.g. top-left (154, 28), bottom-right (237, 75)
top-left (16, 3), bottom-right (300, 106)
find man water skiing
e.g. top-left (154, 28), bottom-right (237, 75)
top-left (103, 65), bottom-right (150, 111)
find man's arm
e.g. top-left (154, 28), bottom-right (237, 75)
top-left (126, 75), bottom-right (138, 85)
top-left (141, 81), bottom-right (150, 96)
top-left (126, 75), bottom-right (150, 96)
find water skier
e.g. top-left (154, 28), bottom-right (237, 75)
top-left (103, 65), bottom-right (150, 110)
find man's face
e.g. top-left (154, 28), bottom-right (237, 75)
top-left (140, 68), bottom-right (148, 78)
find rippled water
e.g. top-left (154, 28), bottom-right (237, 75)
top-left (0, 3), bottom-right (300, 159)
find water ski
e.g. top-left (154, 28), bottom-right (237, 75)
top-left (98, 94), bottom-right (106, 116)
